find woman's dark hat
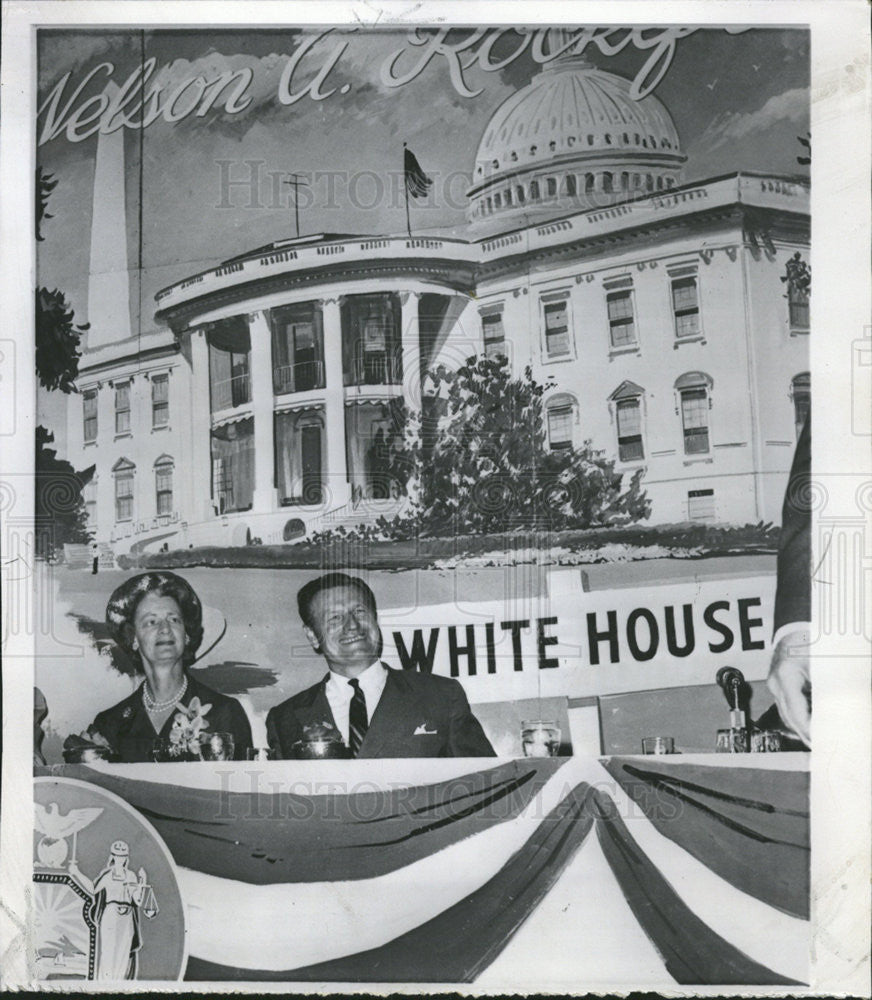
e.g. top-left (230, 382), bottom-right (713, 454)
top-left (105, 571), bottom-right (204, 657)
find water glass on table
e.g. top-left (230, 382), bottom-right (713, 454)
top-left (521, 721), bottom-right (561, 758)
top-left (641, 735), bottom-right (675, 755)
top-left (198, 732), bottom-right (235, 761)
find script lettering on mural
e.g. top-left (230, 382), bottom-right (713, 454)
top-left (38, 25), bottom-right (750, 145)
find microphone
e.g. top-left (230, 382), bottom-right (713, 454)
top-left (716, 666), bottom-right (747, 727)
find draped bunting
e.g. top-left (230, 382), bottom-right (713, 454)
top-left (38, 755), bottom-right (809, 986)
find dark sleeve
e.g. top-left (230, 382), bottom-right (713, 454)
top-left (266, 704), bottom-right (301, 760)
top-left (90, 707), bottom-right (119, 748)
top-left (446, 681), bottom-right (496, 757)
top-left (774, 414), bottom-right (812, 633)
top-left (204, 695), bottom-right (253, 761)
top-left (227, 699), bottom-right (253, 761)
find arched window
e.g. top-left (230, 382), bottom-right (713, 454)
top-left (585, 173), bottom-right (595, 194)
top-left (545, 393), bottom-right (578, 451)
top-left (546, 177), bottom-right (557, 196)
top-left (791, 373), bottom-right (811, 438)
top-left (565, 174), bottom-right (577, 196)
top-left (609, 381), bottom-right (646, 462)
top-left (530, 179), bottom-right (540, 200)
top-left (656, 176), bottom-right (664, 190)
top-left (154, 455), bottom-right (174, 516)
top-left (505, 188), bottom-right (513, 205)
top-left (494, 192), bottom-right (502, 208)
top-left (602, 172), bottom-right (613, 193)
top-left (620, 172), bottom-right (629, 190)
top-left (675, 372), bottom-right (713, 455)
top-left (516, 185), bottom-right (525, 203)
top-left (112, 458), bottom-right (136, 522)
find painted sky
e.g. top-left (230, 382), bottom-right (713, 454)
top-left (36, 25), bottom-right (809, 436)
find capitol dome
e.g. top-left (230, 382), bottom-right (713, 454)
top-left (466, 55), bottom-right (686, 228)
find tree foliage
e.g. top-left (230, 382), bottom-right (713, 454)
top-left (36, 167), bottom-right (57, 241)
top-left (373, 355), bottom-right (650, 537)
top-left (35, 426), bottom-right (95, 559)
top-left (35, 286), bottom-right (87, 393)
top-left (35, 167), bottom-right (94, 559)
top-left (780, 251), bottom-right (811, 297)
top-left (36, 165), bottom-right (87, 394)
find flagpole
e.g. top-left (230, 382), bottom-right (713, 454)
top-left (403, 142), bottom-right (412, 239)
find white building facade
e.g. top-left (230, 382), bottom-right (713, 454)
top-left (66, 56), bottom-right (810, 554)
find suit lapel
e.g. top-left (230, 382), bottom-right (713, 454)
top-left (358, 666), bottom-right (405, 758)
top-left (298, 676), bottom-right (339, 733)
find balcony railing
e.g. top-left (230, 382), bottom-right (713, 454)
top-left (345, 353), bottom-right (402, 387)
top-left (273, 360), bottom-right (325, 395)
top-left (211, 373), bottom-right (251, 411)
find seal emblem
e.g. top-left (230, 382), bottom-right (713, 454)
top-left (33, 777), bottom-right (186, 981)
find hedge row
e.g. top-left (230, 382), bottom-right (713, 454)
top-left (121, 520), bottom-right (779, 571)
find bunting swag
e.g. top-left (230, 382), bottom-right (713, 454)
top-left (38, 756), bottom-right (809, 985)
top-left (592, 787), bottom-right (804, 986)
top-left (52, 759), bottom-right (562, 884)
top-left (601, 757), bottom-right (810, 919)
top-left (186, 781), bottom-right (598, 982)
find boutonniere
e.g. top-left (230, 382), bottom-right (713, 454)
top-left (122, 706), bottom-right (133, 719)
top-left (168, 696), bottom-right (212, 758)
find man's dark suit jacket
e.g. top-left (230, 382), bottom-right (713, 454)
top-left (266, 666), bottom-right (496, 758)
top-left (774, 413), bottom-right (812, 633)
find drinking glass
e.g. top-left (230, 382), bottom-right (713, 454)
top-left (199, 732), bottom-right (235, 761)
top-left (641, 736), bottom-right (675, 755)
top-left (716, 727), bottom-right (749, 753)
top-left (151, 739), bottom-right (174, 763)
top-left (750, 729), bottom-right (783, 753)
top-left (521, 721), bottom-right (561, 758)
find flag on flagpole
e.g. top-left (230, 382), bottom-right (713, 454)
top-left (404, 144), bottom-right (433, 199)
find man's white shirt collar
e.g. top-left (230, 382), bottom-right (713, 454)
top-left (324, 660), bottom-right (389, 744)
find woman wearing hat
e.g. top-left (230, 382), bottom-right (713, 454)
top-left (88, 572), bottom-right (252, 762)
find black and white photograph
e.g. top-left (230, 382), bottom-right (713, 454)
top-left (1, 1), bottom-right (869, 993)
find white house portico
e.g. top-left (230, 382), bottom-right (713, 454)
top-left (66, 53), bottom-right (809, 555)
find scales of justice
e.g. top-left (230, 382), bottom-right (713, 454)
top-left (33, 803), bottom-right (159, 981)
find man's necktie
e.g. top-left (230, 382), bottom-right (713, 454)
top-left (348, 678), bottom-right (368, 757)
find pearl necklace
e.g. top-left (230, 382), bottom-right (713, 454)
top-left (143, 675), bottom-right (188, 714)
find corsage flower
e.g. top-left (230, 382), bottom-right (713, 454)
top-left (168, 696), bottom-right (212, 758)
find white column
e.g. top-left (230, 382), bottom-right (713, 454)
top-left (399, 290), bottom-right (422, 411)
top-left (247, 310), bottom-right (276, 513)
top-left (399, 289), bottom-right (423, 505)
top-left (189, 328), bottom-right (214, 521)
top-left (322, 297), bottom-right (351, 508)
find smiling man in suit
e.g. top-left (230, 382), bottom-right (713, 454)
top-left (266, 572), bottom-right (496, 758)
